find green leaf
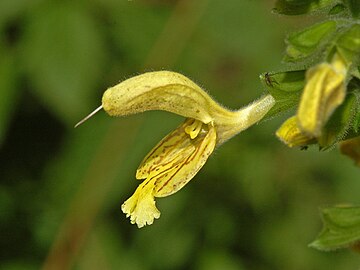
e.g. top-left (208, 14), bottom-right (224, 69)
top-left (284, 20), bottom-right (337, 62)
top-left (318, 92), bottom-right (359, 148)
top-left (344, 0), bottom-right (360, 18)
top-left (328, 4), bottom-right (347, 15)
top-left (352, 66), bottom-right (360, 80)
top-left (335, 80), bottom-right (360, 145)
top-left (273, 0), bottom-right (342, 15)
top-left (260, 70), bottom-right (305, 119)
top-left (336, 23), bottom-right (360, 68)
top-left (345, 78), bottom-right (360, 135)
top-left (353, 111), bottom-right (360, 134)
top-left (310, 206), bottom-right (360, 251)
top-left (20, 2), bottom-right (107, 126)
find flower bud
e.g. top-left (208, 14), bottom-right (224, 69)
top-left (276, 116), bottom-right (316, 147)
top-left (297, 53), bottom-right (347, 137)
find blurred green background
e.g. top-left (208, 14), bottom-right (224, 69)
top-left (0, 0), bottom-right (359, 269)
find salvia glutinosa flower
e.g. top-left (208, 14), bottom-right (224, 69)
top-left (76, 71), bottom-right (275, 227)
top-left (276, 53), bottom-right (348, 147)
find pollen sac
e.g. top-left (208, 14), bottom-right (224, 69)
top-left (136, 118), bottom-right (217, 197)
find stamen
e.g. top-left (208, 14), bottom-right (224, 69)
top-left (184, 119), bottom-right (203, 139)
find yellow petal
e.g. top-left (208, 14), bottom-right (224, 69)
top-left (276, 116), bottom-right (316, 147)
top-left (136, 118), bottom-right (217, 197)
top-left (121, 177), bottom-right (160, 228)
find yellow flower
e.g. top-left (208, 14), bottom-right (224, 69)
top-left (76, 71), bottom-right (275, 227)
top-left (297, 53), bottom-right (347, 137)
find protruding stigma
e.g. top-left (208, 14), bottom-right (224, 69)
top-left (74, 105), bottom-right (103, 128)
